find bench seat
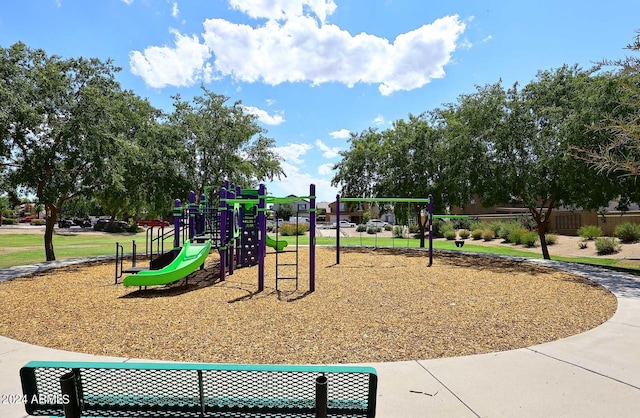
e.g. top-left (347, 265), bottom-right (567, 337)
top-left (20, 361), bottom-right (377, 417)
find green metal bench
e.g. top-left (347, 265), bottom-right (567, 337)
top-left (20, 361), bottom-right (377, 417)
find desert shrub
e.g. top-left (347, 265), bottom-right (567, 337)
top-left (498, 221), bottom-right (520, 241)
top-left (356, 224), bottom-right (367, 232)
top-left (507, 227), bottom-right (527, 245)
top-left (280, 223), bottom-right (307, 236)
top-left (458, 229), bottom-right (470, 239)
top-left (614, 222), bottom-right (640, 243)
top-left (444, 230), bottom-right (457, 240)
top-left (408, 224), bottom-right (420, 234)
top-left (366, 226), bottom-right (382, 234)
top-left (393, 225), bottom-right (403, 238)
top-left (30, 219), bottom-right (46, 225)
top-left (452, 217), bottom-right (472, 230)
top-left (578, 240), bottom-right (589, 249)
top-left (485, 222), bottom-right (503, 237)
top-left (595, 237), bottom-right (621, 255)
top-left (469, 220), bottom-right (485, 232)
top-left (521, 231), bottom-right (539, 247)
top-left (471, 229), bottom-right (483, 240)
top-left (545, 234), bottom-right (558, 245)
top-left (578, 225), bottom-right (602, 240)
top-left (434, 220), bottom-right (454, 238)
top-left (482, 229), bottom-right (495, 241)
top-left (515, 213), bottom-right (537, 231)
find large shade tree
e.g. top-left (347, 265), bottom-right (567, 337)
top-left (447, 65), bottom-right (633, 259)
top-left (0, 42), bottom-right (138, 260)
top-left (170, 88), bottom-right (284, 200)
top-left (332, 116), bottom-right (467, 247)
top-left (576, 32), bottom-right (640, 179)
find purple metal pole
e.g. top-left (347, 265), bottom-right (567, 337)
top-left (428, 194), bottom-right (433, 267)
top-left (188, 191), bottom-right (196, 240)
top-left (173, 199), bottom-right (181, 249)
top-left (236, 185), bottom-right (242, 269)
top-left (336, 194), bottom-right (341, 265)
top-left (199, 193), bottom-right (206, 235)
top-left (310, 184), bottom-right (316, 292)
top-left (219, 187), bottom-right (227, 281)
top-left (228, 187), bottom-right (235, 276)
top-left (257, 184), bottom-right (266, 292)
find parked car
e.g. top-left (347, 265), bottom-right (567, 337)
top-left (19, 216), bottom-right (35, 223)
top-left (138, 219), bottom-right (170, 227)
top-left (365, 219), bottom-right (388, 228)
top-left (58, 218), bottom-right (92, 228)
top-left (331, 220), bottom-right (356, 228)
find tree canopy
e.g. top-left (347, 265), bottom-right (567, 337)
top-left (0, 42), bottom-right (284, 261)
top-left (333, 64), bottom-right (636, 259)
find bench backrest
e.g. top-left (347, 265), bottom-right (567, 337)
top-left (20, 361), bottom-right (377, 417)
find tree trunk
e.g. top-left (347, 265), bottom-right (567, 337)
top-left (529, 203), bottom-right (554, 260)
top-left (44, 204), bottom-right (58, 261)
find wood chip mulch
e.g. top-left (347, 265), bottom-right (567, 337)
top-left (0, 247), bottom-right (616, 364)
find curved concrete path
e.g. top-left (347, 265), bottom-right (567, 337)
top-left (1, 255), bottom-right (640, 417)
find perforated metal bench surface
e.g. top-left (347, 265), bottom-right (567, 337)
top-left (20, 361), bottom-right (377, 417)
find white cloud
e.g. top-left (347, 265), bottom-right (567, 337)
top-left (329, 129), bottom-right (350, 139)
top-left (227, 0), bottom-right (337, 23)
top-left (315, 139), bottom-right (341, 158)
top-left (242, 105), bottom-right (285, 125)
top-left (129, 29), bottom-right (214, 88)
top-left (129, 2), bottom-right (466, 95)
top-left (481, 35), bottom-right (492, 43)
top-left (318, 162), bottom-right (334, 176)
top-left (373, 115), bottom-right (385, 125)
top-left (121, 0), bottom-right (133, 4)
top-left (273, 142), bottom-right (312, 164)
top-left (171, 2), bottom-right (179, 18)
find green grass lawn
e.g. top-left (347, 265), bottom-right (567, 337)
top-left (0, 232), bottom-right (144, 269)
top-left (0, 230), bottom-right (637, 273)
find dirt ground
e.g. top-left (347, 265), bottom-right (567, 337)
top-left (0, 246), bottom-right (617, 364)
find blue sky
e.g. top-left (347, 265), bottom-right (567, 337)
top-left (1, 1), bottom-right (639, 202)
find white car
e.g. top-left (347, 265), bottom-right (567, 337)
top-left (332, 220), bottom-right (356, 228)
top-left (365, 219), bottom-right (388, 228)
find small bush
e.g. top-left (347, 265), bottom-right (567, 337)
top-left (435, 221), bottom-right (454, 238)
top-left (595, 237), bottom-right (621, 255)
top-left (545, 234), bottom-right (558, 245)
top-left (486, 222), bottom-right (503, 237)
top-left (471, 229), bottom-right (483, 240)
top-left (469, 221), bottom-right (485, 232)
top-left (453, 217), bottom-right (472, 230)
top-left (458, 229), bottom-right (470, 239)
top-left (507, 227), bottom-right (527, 245)
top-left (578, 225), bottom-right (603, 240)
top-left (482, 229), bottom-right (495, 241)
top-left (578, 240), bottom-right (589, 249)
top-left (500, 222), bottom-right (521, 242)
top-left (408, 224), bottom-right (420, 234)
top-left (384, 224), bottom-right (393, 231)
top-left (521, 232), bottom-right (539, 247)
top-left (614, 222), bottom-right (640, 243)
top-left (356, 224), bottom-right (367, 233)
top-left (280, 223), bottom-right (307, 236)
top-left (30, 219), bottom-right (46, 225)
top-left (393, 226), bottom-right (403, 238)
top-left (366, 226), bottom-right (381, 234)
top-left (444, 230), bottom-right (457, 240)
top-left (2, 218), bottom-right (17, 225)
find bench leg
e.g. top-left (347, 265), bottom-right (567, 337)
top-left (60, 371), bottom-right (81, 418)
top-left (316, 374), bottom-right (327, 418)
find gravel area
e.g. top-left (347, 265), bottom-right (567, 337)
top-left (0, 247), bottom-right (616, 364)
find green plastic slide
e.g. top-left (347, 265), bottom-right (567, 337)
top-left (265, 235), bottom-right (287, 252)
top-left (123, 239), bottom-right (211, 287)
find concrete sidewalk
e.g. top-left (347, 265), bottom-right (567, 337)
top-left (1, 257), bottom-right (640, 417)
